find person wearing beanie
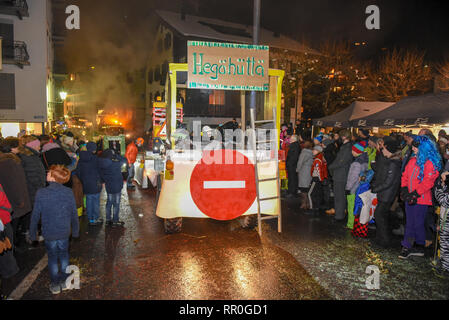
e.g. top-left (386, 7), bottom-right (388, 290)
top-left (328, 130), bottom-right (354, 220)
top-left (306, 145), bottom-right (328, 214)
top-left (99, 149), bottom-right (127, 227)
top-left (321, 137), bottom-right (336, 210)
top-left (73, 141), bottom-right (103, 226)
top-left (16, 136), bottom-right (46, 245)
top-left (345, 141), bottom-right (369, 229)
top-left (286, 135), bottom-right (301, 198)
top-left (313, 135), bottom-right (323, 146)
top-left (370, 138), bottom-right (402, 247)
top-left (437, 135), bottom-right (448, 166)
top-left (59, 135), bottom-right (78, 172)
top-left (401, 133), bottom-right (416, 173)
top-left (366, 136), bottom-right (380, 170)
top-left (357, 129), bottom-right (370, 144)
top-left (296, 141), bottom-right (314, 210)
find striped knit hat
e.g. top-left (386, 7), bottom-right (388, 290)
top-left (314, 135), bottom-right (323, 143)
top-left (352, 141), bottom-right (367, 155)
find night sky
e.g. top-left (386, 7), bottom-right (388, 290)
top-left (198, 0), bottom-right (449, 61)
top-left (54, 0), bottom-right (449, 71)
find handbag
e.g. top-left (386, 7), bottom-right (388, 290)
top-left (359, 190), bottom-right (378, 225)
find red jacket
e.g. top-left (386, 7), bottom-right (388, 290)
top-left (0, 184), bottom-right (12, 225)
top-left (125, 142), bottom-right (138, 165)
top-left (401, 157), bottom-right (439, 206)
top-left (311, 153), bottom-right (328, 182)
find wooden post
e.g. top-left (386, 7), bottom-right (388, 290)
top-left (241, 91), bottom-right (246, 133)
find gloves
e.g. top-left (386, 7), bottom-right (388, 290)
top-left (400, 187), bottom-right (410, 202)
top-left (407, 191), bottom-right (420, 206)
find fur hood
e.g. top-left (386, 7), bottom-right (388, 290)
top-left (18, 145), bottom-right (38, 157)
top-left (0, 152), bottom-right (21, 164)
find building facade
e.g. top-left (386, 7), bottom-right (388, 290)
top-left (0, 0), bottom-right (53, 137)
top-left (144, 10), bottom-right (320, 131)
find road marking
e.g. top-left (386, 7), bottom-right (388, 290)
top-left (8, 254), bottom-right (48, 300)
top-left (203, 181), bottom-right (246, 189)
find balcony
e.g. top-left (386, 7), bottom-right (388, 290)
top-left (2, 40), bottom-right (30, 68)
top-left (0, 0), bottom-right (29, 19)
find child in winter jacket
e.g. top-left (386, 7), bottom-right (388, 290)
top-left (73, 142), bottom-right (103, 226)
top-left (307, 145), bottom-right (328, 213)
top-left (346, 141), bottom-right (368, 229)
top-left (400, 136), bottom-right (441, 259)
top-left (29, 165), bottom-right (79, 295)
top-left (99, 149), bottom-right (127, 227)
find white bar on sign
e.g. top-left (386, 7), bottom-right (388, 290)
top-left (203, 181), bottom-right (246, 189)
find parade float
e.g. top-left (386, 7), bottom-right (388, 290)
top-left (141, 41), bottom-right (285, 235)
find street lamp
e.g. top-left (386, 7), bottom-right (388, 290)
top-left (59, 91), bottom-right (68, 100)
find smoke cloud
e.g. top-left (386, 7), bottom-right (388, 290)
top-left (57, 0), bottom-right (191, 133)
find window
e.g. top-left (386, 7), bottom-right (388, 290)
top-left (209, 90), bottom-right (225, 106)
top-left (0, 22), bottom-right (14, 59)
top-left (158, 39), bottom-right (163, 53)
top-left (154, 65), bottom-right (161, 82)
top-left (0, 74), bottom-right (16, 110)
top-left (164, 33), bottom-right (172, 50)
top-left (147, 69), bottom-right (153, 84)
top-left (160, 61), bottom-right (169, 85)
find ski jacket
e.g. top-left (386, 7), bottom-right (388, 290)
top-left (311, 153), bottom-right (328, 182)
top-left (401, 157), bottom-right (439, 206)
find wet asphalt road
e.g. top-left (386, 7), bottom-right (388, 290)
top-left (6, 184), bottom-right (449, 300)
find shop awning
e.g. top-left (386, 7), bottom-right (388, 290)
top-left (350, 92), bottom-right (449, 128)
top-left (312, 101), bottom-right (394, 128)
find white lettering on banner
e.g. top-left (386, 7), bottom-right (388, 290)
top-left (365, 265), bottom-right (380, 290)
top-left (203, 181), bottom-right (246, 189)
top-left (334, 122), bottom-right (342, 128)
top-left (415, 118), bottom-right (429, 125)
top-left (358, 120), bottom-right (367, 127)
top-left (365, 5), bottom-right (380, 30)
top-left (384, 119), bottom-right (395, 126)
top-left (65, 5), bottom-right (80, 30)
top-left (65, 265), bottom-right (80, 290)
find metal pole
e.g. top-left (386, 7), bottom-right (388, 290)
top-left (250, 0), bottom-right (261, 112)
top-left (253, 0), bottom-right (261, 45)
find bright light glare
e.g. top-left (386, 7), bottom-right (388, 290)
top-left (1, 123), bottom-right (20, 138)
top-left (59, 91), bottom-right (68, 100)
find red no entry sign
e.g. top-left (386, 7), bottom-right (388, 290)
top-left (190, 150), bottom-right (257, 221)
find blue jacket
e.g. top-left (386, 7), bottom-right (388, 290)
top-left (99, 155), bottom-right (125, 194)
top-left (73, 151), bottom-right (102, 195)
top-left (29, 182), bottom-right (79, 241)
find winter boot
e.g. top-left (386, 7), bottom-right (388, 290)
top-left (299, 193), bottom-right (307, 210)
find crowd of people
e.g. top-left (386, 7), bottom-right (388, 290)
top-left (0, 131), bottom-right (142, 297)
top-left (283, 125), bottom-right (449, 279)
top-left (1, 122), bottom-right (448, 297)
